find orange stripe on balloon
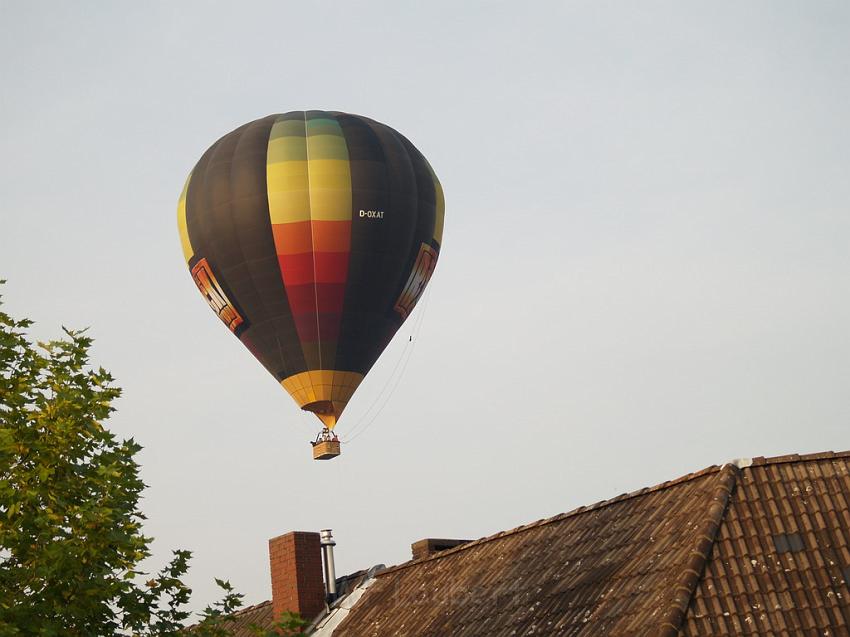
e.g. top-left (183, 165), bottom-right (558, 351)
top-left (272, 220), bottom-right (351, 255)
top-left (312, 220), bottom-right (351, 253)
top-left (271, 222), bottom-right (312, 255)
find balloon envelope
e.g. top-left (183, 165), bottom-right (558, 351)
top-left (177, 111), bottom-right (444, 430)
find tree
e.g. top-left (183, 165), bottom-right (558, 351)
top-left (0, 287), bottom-right (306, 636)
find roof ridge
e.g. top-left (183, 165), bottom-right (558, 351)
top-left (749, 449), bottom-right (849, 467)
top-left (379, 462), bottom-right (725, 577)
top-left (656, 463), bottom-right (739, 637)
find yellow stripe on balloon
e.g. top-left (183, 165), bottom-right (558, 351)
top-left (427, 161), bottom-right (445, 246)
top-left (267, 118), bottom-right (310, 225)
top-left (280, 370), bottom-right (364, 430)
top-left (176, 172), bottom-right (194, 262)
top-left (305, 119), bottom-right (351, 222)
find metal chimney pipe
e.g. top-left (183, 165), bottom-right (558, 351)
top-left (320, 529), bottom-right (337, 602)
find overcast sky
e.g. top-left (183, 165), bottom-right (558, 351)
top-left (2, 0), bottom-right (849, 612)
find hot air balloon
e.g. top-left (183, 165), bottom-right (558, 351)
top-left (177, 111), bottom-right (444, 459)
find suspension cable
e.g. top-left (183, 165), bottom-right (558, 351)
top-left (342, 287), bottom-right (433, 444)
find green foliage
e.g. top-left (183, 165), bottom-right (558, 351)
top-left (253, 611), bottom-right (308, 636)
top-left (0, 287), bottom-right (307, 636)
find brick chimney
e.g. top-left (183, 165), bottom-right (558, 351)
top-left (411, 538), bottom-right (471, 560)
top-left (268, 531), bottom-right (326, 623)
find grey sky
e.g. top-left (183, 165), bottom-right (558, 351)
top-left (2, 0), bottom-right (849, 611)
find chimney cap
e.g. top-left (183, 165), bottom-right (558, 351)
top-left (320, 528), bottom-right (336, 546)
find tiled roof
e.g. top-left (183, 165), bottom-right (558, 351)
top-left (331, 451), bottom-right (850, 637)
top-left (683, 452), bottom-right (850, 635)
top-left (215, 600), bottom-right (273, 636)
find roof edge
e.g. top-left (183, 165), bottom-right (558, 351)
top-left (228, 599), bottom-right (271, 617)
top-left (378, 449), bottom-right (850, 579)
top-left (379, 462), bottom-right (725, 577)
top-left (656, 463), bottom-right (740, 637)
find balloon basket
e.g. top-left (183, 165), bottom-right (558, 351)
top-left (312, 439), bottom-right (341, 460)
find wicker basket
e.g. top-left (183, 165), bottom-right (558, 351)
top-left (312, 440), bottom-right (341, 460)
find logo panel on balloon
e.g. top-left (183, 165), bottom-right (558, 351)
top-left (394, 243), bottom-right (438, 320)
top-left (191, 258), bottom-right (246, 334)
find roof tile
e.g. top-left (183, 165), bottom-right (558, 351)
top-left (682, 454), bottom-right (850, 636)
